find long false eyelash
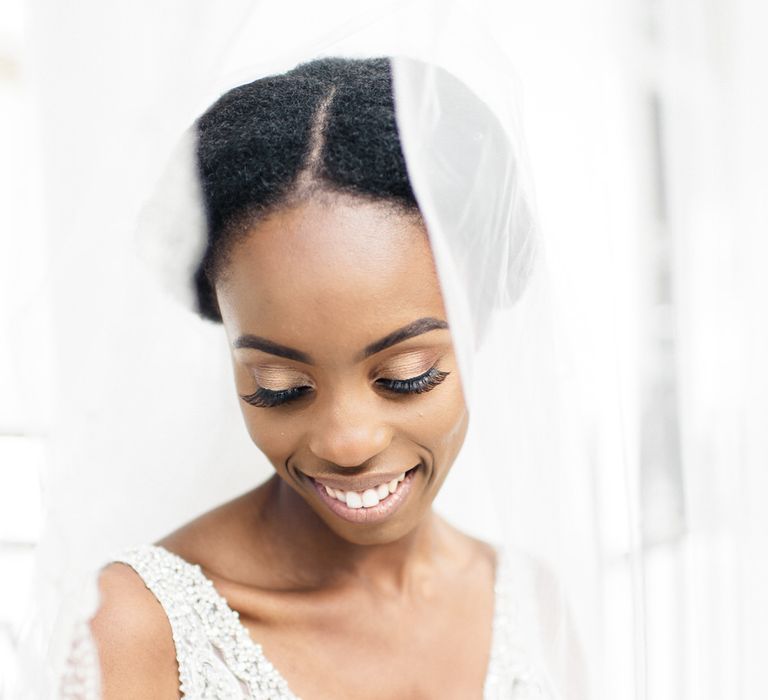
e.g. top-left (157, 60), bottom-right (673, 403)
top-left (240, 385), bottom-right (312, 408)
top-left (376, 367), bottom-right (450, 395)
top-left (240, 367), bottom-right (450, 408)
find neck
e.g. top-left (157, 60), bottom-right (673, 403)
top-left (252, 474), bottom-right (453, 593)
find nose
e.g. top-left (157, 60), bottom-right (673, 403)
top-left (308, 390), bottom-right (392, 468)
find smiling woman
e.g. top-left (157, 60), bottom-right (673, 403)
top-left (218, 198), bottom-right (465, 544)
top-left (79, 56), bottom-right (568, 700)
top-left (16, 2), bottom-right (766, 698)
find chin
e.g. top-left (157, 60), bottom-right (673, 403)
top-left (319, 510), bottom-right (427, 547)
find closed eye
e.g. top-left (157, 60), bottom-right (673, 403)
top-left (240, 367), bottom-right (450, 408)
top-left (376, 367), bottom-right (450, 395)
top-left (240, 385), bottom-right (313, 408)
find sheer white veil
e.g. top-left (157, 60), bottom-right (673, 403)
top-left (16, 1), bottom-right (616, 697)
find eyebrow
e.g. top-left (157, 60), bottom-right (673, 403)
top-left (232, 335), bottom-right (312, 363)
top-left (359, 317), bottom-right (448, 360)
top-left (232, 316), bottom-right (448, 365)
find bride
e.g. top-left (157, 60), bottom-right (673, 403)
top-left (88, 57), bottom-right (574, 699)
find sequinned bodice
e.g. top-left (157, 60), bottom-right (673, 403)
top-left (114, 545), bottom-right (553, 699)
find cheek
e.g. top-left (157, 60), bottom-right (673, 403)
top-left (434, 394), bottom-right (469, 460)
top-left (402, 381), bottom-right (469, 461)
top-left (238, 407), bottom-right (300, 472)
top-left (231, 362), bottom-right (295, 469)
top-left (241, 397), bottom-right (467, 464)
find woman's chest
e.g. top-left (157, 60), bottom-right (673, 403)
top-left (233, 579), bottom-right (496, 700)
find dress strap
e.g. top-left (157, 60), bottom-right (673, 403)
top-left (483, 548), bottom-right (553, 699)
top-left (114, 544), bottom-right (297, 699)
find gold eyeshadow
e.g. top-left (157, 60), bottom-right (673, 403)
top-left (246, 348), bottom-right (446, 392)
top-left (373, 350), bottom-right (442, 380)
top-left (251, 366), bottom-right (313, 391)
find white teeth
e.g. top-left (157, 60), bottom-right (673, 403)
top-left (345, 491), bottom-right (363, 509)
top-left (320, 469), bottom-right (414, 509)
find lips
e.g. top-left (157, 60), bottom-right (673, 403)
top-left (306, 465), bottom-right (419, 494)
top-left (302, 465), bottom-right (420, 524)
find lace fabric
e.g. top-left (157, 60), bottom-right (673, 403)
top-left (109, 544), bottom-right (553, 700)
top-left (58, 620), bottom-right (101, 700)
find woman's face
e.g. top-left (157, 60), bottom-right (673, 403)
top-left (215, 197), bottom-right (468, 545)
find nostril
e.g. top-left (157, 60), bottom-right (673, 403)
top-left (308, 424), bottom-right (392, 468)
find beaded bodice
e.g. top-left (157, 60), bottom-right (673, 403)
top-left (114, 545), bottom-right (553, 699)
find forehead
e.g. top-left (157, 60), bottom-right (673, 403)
top-left (215, 199), bottom-right (447, 356)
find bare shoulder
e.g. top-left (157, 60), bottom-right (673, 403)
top-left (89, 562), bottom-right (180, 699)
top-left (157, 484), bottom-right (271, 580)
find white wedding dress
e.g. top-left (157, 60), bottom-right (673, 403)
top-left (105, 544), bottom-right (556, 699)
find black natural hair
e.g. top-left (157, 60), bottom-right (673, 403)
top-left (194, 56), bottom-right (419, 322)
